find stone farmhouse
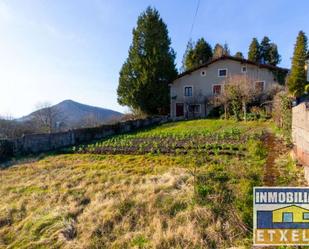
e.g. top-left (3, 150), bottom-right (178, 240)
top-left (170, 55), bottom-right (289, 119)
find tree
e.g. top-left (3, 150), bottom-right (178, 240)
top-left (268, 43), bottom-right (281, 66)
top-left (213, 44), bottom-right (223, 58)
top-left (117, 7), bottom-right (177, 115)
top-left (32, 102), bottom-right (64, 133)
top-left (181, 40), bottom-right (194, 72)
top-left (248, 38), bottom-right (261, 63)
top-left (260, 36), bottom-right (271, 64)
top-left (217, 75), bottom-right (256, 121)
top-left (287, 31), bottom-right (308, 97)
top-left (195, 38), bottom-right (213, 63)
top-left (0, 115), bottom-right (34, 139)
top-left (234, 51), bottom-right (244, 59)
top-left (182, 38), bottom-right (212, 71)
top-left (223, 42), bottom-right (230, 56)
top-left (260, 36), bottom-right (281, 65)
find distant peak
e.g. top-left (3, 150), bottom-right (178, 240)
top-left (60, 99), bottom-right (75, 104)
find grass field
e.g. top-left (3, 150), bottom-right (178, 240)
top-left (0, 119), bottom-right (304, 249)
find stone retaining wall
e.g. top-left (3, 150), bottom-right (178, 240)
top-left (0, 116), bottom-right (169, 161)
top-left (292, 101), bottom-right (309, 180)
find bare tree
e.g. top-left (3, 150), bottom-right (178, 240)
top-left (184, 90), bottom-right (205, 119)
top-left (81, 114), bottom-right (103, 128)
top-left (32, 102), bottom-right (65, 133)
top-left (216, 75), bottom-right (256, 121)
top-left (0, 115), bottom-right (34, 139)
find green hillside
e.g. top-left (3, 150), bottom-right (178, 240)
top-left (0, 120), bottom-right (304, 248)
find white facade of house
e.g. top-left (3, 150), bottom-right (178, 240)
top-left (170, 56), bottom-right (288, 119)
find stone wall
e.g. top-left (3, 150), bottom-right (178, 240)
top-left (0, 116), bottom-right (169, 161)
top-left (292, 101), bottom-right (309, 179)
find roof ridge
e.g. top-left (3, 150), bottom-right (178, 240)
top-left (176, 55), bottom-right (289, 80)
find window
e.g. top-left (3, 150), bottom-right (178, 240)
top-left (213, 85), bottom-right (222, 95)
top-left (188, 104), bottom-right (201, 113)
top-left (255, 81), bottom-right (265, 92)
top-left (303, 212), bottom-right (309, 220)
top-left (200, 70), bottom-right (206, 77)
top-left (241, 66), bottom-right (247, 73)
top-left (218, 68), bottom-right (227, 77)
top-left (184, 86), bottom-right (193, 97)
top-left (282, 212), bottom-right (293, 222)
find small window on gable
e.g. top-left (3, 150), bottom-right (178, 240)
top-left (255, 81), bottom-right (265, 92)
top-left (303, 213), bottom-right (309, 220)
top-left (213, 85), bottom-right (222, 95)
top-left (184, 86), bottom-right (193, 97)
top-left (200, 70), bottom-right (206, 77)
top-left (283, 212), bottom-right (293, 222)
top-left (218, 69), bottom-right (227, 77)
top-left (241, 66), bottom-right (247, 73)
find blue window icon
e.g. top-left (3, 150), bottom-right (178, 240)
top-left (283, 212), bottom-right (293, 222)
top-left (303, 212), bottom-right (309, 220)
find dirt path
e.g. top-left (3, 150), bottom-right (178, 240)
top-left (263, 132), bottom-right (289, 186)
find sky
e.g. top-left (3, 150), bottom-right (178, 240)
top-left (0, 0), bottom-right (308, 118)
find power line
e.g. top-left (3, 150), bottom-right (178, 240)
top-left (188, 0), bottom-right (201, 40)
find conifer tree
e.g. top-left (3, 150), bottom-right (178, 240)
top-left (194, 38), bottom-right (213, 65)
top-left (182, 38), bottom-right (212, 71)
top-left (223, 42), bottom-right (230, 56)
top-left (117, 7), bottom-right (177, 115)
top-left (181, 40), bottom-right (194, 72)
top-left (260, 36), bottom-right (271, 64)
top-left (268, 43), bottom-right (281, 66)
top-left (288, 31), bottom-right (308, 97)
top-left (248, 38), bottom-right (261, 63)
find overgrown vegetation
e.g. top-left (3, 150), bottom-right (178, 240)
top-left (272, 91), bottom-right (293, 141)
top-left (0, 119), bottom-right (303, 248)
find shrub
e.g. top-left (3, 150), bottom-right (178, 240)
top-left (272, 91), bottom-right (292, 141)
top-left (207, 106), bottom-right (224, 118)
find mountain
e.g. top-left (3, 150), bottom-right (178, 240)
top-left (18, 100), bottom-right (123, 129)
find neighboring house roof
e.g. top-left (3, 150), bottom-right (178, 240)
top-left (175, 55), bottom-right (289, 80)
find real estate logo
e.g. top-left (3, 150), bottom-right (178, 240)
top-left (254, 187), bottom-right (309, 245)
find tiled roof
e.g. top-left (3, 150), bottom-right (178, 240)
top-left (176, 55), bottom-right (289, 80)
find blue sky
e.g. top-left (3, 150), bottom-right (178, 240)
top-left (0, 0), bottom-right (308, 117)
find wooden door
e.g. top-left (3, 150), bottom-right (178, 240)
top-left (176, 103), bottom-right (184, 117)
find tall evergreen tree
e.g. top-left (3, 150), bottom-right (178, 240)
top-left (260, 36), bottom-right (281, 65)
top-left (117, 7), bottom-right (177, 115)
top-left (182, 38), bottom-right (213, 71)
top-left (181, 40), bottom-right (194, 72)
top-left (248, 38), bottom-right (261, 63)
top-left (260, 36), bottom-right (271, 64)
top-left (268, 43), bottom-right (281, 66)
top-left (223, 42), bottom-right (230, 56)
top-left (288, 31), bottom-right (308, 97)
top-left (194, 38), bottom-right (213, 65)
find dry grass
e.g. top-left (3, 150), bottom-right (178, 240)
top-left (0, 119), bottom-right (301, 249)
top-left (0, 153), bottom-right (255, 249)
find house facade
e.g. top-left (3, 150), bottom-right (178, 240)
top-left (170, 56), bottom-right (288, 119)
